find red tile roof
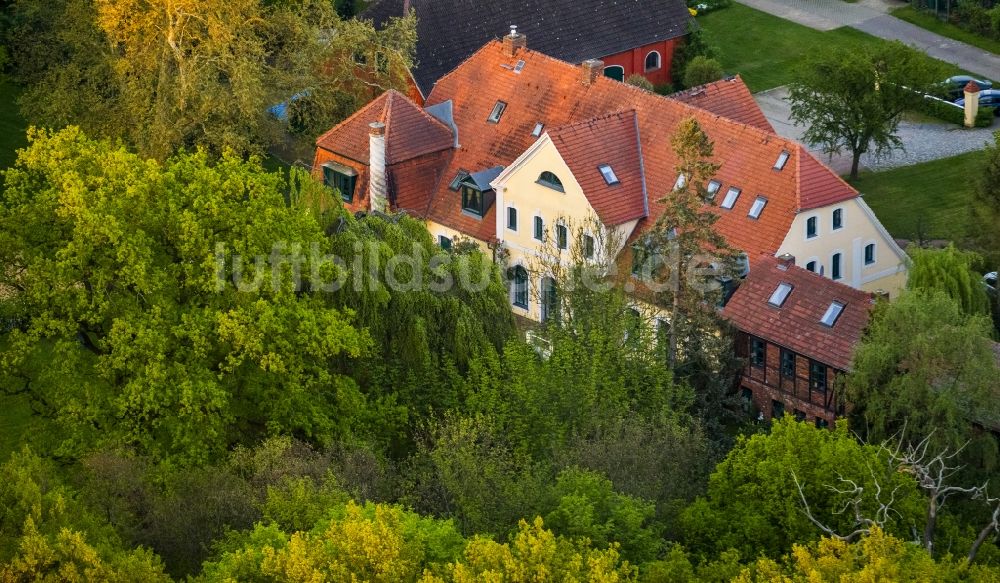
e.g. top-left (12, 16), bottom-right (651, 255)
top-left (796, 145), bottom-right (860, 211)
top-left (315, 89), bottom-right (453, 165)
top-left (547, 110), bottom-right (647, 226)
top-left (670, 76), bottom-right (775, 133)
top-left (721, 255), bottom-right (875, 371)
top-left (315, 41), bottom-right (861, 256)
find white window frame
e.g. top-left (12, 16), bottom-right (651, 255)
top-left (804, 256), bottom-right (823, 276)
top-left (748, 196), bottom-right (767, 219)
top-left (863, 240), bottom-right (877, 266)
top-left (805, 215), bottom-right (819, 240)
top-left (720, 187), bottom-right (741, 210)
top-left (644, 50), bottom-right (662, 72)
top-left (830, 250), bottom-right (844, 281)
top-left (533, 214), bottom-right (545, 242)
top-left (831, 207), bottom-right (844, 231)
top-left (506, 205), bottom-right (518, 232)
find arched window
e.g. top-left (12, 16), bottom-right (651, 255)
top-left (645, 51), bottom-right (661, 72)
top-left (603, 65), bottom-right (625, 82)
top-left (511, 266), bottom-right (529, 308)
top-left (537, 171), bottom-right (564, 192)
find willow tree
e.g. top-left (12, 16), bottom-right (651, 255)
top-left (907, 244), bottom-right (990, 317)
top-left (10, 0), bottom-right (417, 159)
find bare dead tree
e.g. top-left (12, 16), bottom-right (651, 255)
top-left (884, 432), bottom-right (987, 557)
top-left (791, 467), bottom-right (902, 543)
top-left (794, 429), bottom-right (1000, 564)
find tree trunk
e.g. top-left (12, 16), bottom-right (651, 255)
top-left (668, 253), bottom-right (681, 369)
top-left (850, 150), bottom-right (862, 181)
top-left (967, 504), bottom-right (999, 565)
top-left (924, 496), bottom-right (937, 556)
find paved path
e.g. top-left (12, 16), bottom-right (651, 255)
top-left (755, 86), bottom-right (996, 174)
top-left (737, 0), bottom-right (1000, 80)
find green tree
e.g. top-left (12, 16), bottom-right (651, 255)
top-left (789, 41), bottom-right (947, 179)
top-left (908, 244), bottom-right (990, 316)
top-left (682, 56), bottom-right (724, 89)
top-left (671, 25), bottom-right (715, 91)
top-left (0, 448), bottom-right (170, 582)
top-left (0, 127), bottom-right (370, 462)
top-left (845, 289), bottom-right (1000, 459)
top-left (5, 0), bottom-right (417, 159)
top-left (974, 131), bottom-right (1000, 333)
top-left (679, 417), bottom-right (924, 559)
top-left (543, 467), bottom-right (661, 564)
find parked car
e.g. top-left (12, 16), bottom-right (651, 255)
top-left (943, 75), bottom-right (993, 99)
top-left (955, 89), bottom-right (1000, 114)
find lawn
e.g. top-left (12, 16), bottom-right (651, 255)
top-left (891, 6), bottom-right (1000, 57)
top-left (698, 3), bottom-right (973, 92)
top-left (0, 80), bottom-right (28, 170)
top-left (849, 149), bottom-right (987, 243)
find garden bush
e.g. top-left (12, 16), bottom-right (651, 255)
top-left (918, 95), bottom-right (994, 127)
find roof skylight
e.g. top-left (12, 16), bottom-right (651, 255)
top-left (706, 180), bottom-right (722, 199)
top-left (774, 150), bottom-right (790, 170)
top-left (768, 282), bottom-right (793, 307)
top-left (514, 60), bottom-right (526, 74)
top-left (720, 187), bottom-right (741, 209)
top-left (449, 170), bottom-right (470, 191)
top-left (748, 196), bottom-right (767, 219)
top-left (487, 101), bottom-right (507, 123)
top-left (820, 301), bottom-right (845, 327)
top-left (532, 122), bottom-right (544, 137)
top-left (674, 173), bottom-right (686, 191)
top-left (599, 164), bottom-right (620, 185)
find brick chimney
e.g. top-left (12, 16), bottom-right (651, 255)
top-left (502, 25), bottom-right (526, 57)
top-left (963, 80), bottom-right (980, 128)
top-left (776, 253), bottom-right (795, 269)
top-left (368, 122), bottom-right (388, 213)
top-left (581, 59), bottom-right (603, 86)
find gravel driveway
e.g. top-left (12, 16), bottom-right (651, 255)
top-left (755, 86), bottom-right (997, 174)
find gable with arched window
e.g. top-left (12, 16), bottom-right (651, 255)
top-left (537, 171), bottom-right (565, 192)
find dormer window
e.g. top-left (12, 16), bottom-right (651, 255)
top-left (768, 282), bottom-right (793, 307)
top-left (599, 164), bottom-right (619, 185)
top-left (537, 171), bottom-right (564, 192)
top-left (461, 183), bottom-right (485, 216)
top-left (774, 150), bottom-right (790, 170)
top-left (488, 101), bottom-right (507, 123)
top-left (748, 196), bottom-right (767, 219)
top-left (532, 122), bottom-right (544, 137)
top-left (706, 180), bottom-right (722, 199)
top-left (720, 187), bottom-right (741, 209)
top-left (820, 301), bottom-right (845, 327)
top-left (322, 163), bottom-right (358, 203)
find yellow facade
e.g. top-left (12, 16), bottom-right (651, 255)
top-left (490, 135), bottom-right (638, 321)
top-left (776, 197), bottom-right (908, 297)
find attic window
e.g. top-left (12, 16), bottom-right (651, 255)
top-left (488, 101), bottom-right (507, 123)
top-left (706, 180), bottom-right (722, 199)
top-left (774, 150), bottom-right (790, 170)
top-left (514, 60), bottom-right (526, 74)
top-left (748, 196), bottom-right (767, 219)
top-left (599, 164), bottom-right (620, 185)
top-left (449, 170), bottom-right (470, 191)
top-left (537, 171), bottom-right (564, 192)
top-left (820, 301), bottom-right (845, 327)
top-left (673, 173), bottom-right (686, 191)
top-left (768, 282), bottom-right (793, 307)
top-left (532, 122), bottom-right (544, 137)
top-left (720, 187), bottom-right (741, 209)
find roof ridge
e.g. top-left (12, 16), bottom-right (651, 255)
top-left (763, 255), bottom-right (873, 300)
top-left (547, 109), bottom-right (638, 135)
top-left (314, 91), bottom-right (390, 146)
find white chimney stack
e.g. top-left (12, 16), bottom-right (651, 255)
top-left (368, 122), bottom-right (388, 213)
top-left (963, 81), bottom-right (980, 128)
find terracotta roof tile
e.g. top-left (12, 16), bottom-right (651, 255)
top-left (315, 89), bottom-right (453, 165)
top-left (670, 76), bottom-right (775, 132)
top-left (548, 110), bottom-right (647, 225)
top-left (796, 145), bottom-right (859, 210)
top-left (721, 255), bottom-right (875, 371)
top-left (363, 0), bottom-right (692, 95)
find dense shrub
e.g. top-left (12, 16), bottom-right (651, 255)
top-left (918, 95), bottom-right (994, 127)
top-left (683, 56), bottom-right (725, 88)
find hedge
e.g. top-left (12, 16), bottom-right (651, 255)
top-left (918, 96), bottom-right (994, 128)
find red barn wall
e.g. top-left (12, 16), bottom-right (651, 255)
top-left (601, 37), bottom-right (680, 86)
